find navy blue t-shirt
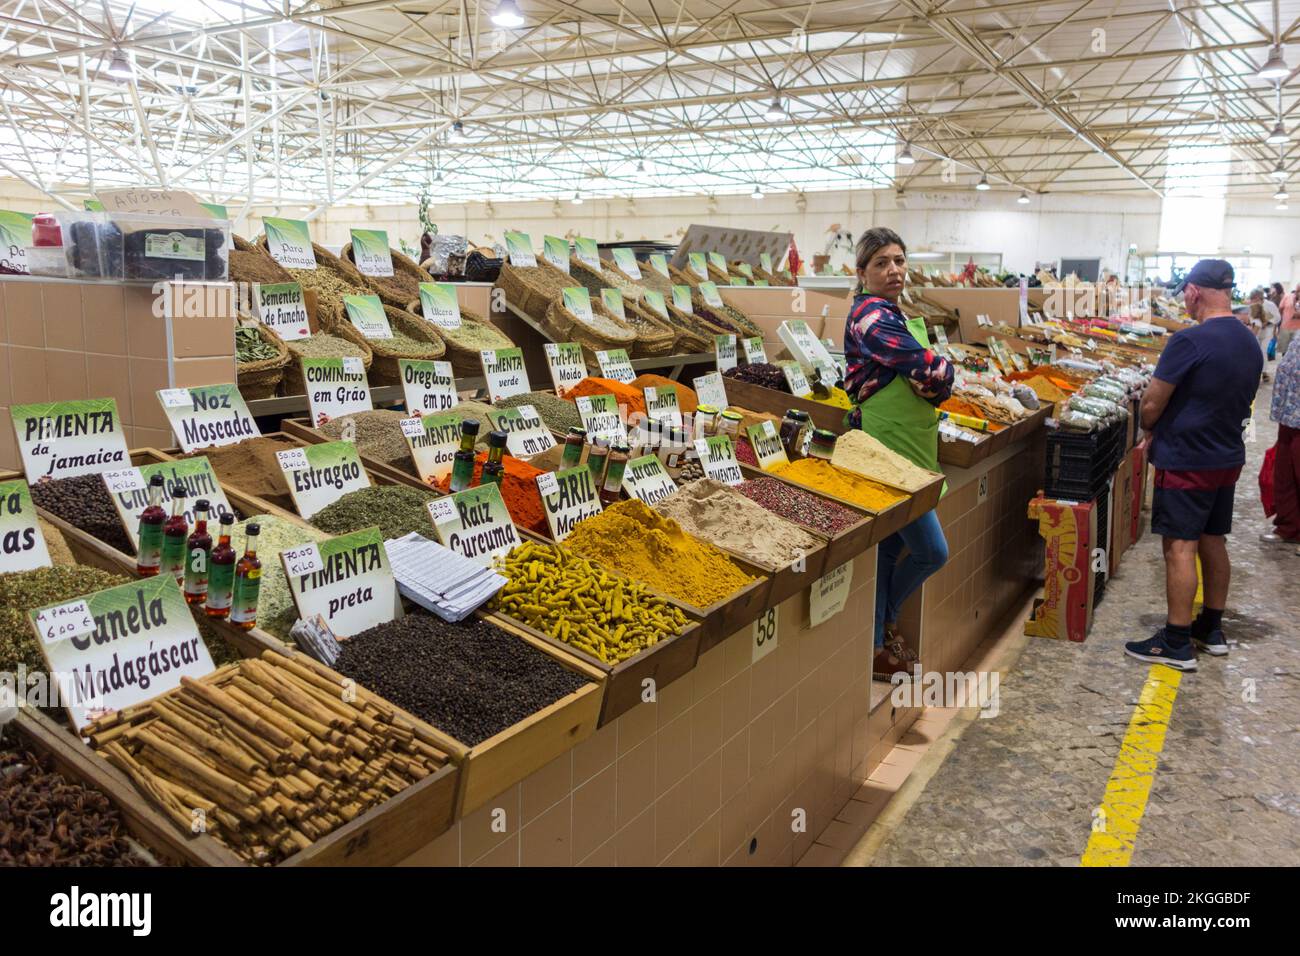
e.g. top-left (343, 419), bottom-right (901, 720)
top-left (1149, 315), bottom-right (1263, 470)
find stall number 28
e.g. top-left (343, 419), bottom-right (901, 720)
top-left (752, 608), bottom-right (778, 663)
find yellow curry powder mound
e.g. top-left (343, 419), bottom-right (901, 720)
top-left (770, 458), bottom-right (906, 512)
top-left (562, 499), bottom-right (755, 608)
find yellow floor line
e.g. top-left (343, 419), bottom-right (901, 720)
top-left (1080, 664), bottom-right (1183, 867)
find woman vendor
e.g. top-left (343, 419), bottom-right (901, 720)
top-left (844, 227), bottom-right (954, 680)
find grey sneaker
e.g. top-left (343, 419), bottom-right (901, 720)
top-left (1259, 532), bottom-right (1300, 544)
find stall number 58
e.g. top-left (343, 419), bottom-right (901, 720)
top-left (752, 608), bottom-right (778, 663)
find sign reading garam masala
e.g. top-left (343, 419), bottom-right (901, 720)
top-left (426, 483), bottom-right (520, 567)
top-left (544, 342), bottom-right (587, 396)
top-left (486, 405), bottom-right (556, 457)
top-left (480, 347), bottom-right (530, 402)
top-left (0, 478), bottom-right (52, 573)
top-left (504, 230), bottom-right (537, 268)
top-left (694, 435), bottom-right (743, 486)
top-left (283, 526), bottom-right (401, 637)
top-left (262, 217), bottom-right (316, 270)
top-left (399, 359), bottom-right (458, 414)
top-left (714, 334), bottom-right (738, 372)
top-left (417, 282), bottom-right (462, 331)
top-left (252, 282), bottom-right (310, 339)
top-left (692, 371), bottom-right (729, 410)
top-left (621, 454), bottom-right (678, 506)
top-left (278, 440), bottom-right (371, 520)
top-left (10, 399), bottom-right (131, 482)
top-left (595, 348), bottom-right (636, 384)
top-left (300, 357), bottom-right (372, 424)
top-left (536, 466), bottom-right (603, 541)
top-left (575, 393), bottom-right (627, 445)
top-left (349, 229), bottom-right (393, 276)
top-left (746, 421), bottom-right (788, 471)
top-left (643, 385), bottom-right (682, 428)
top-left (542, 235), bottom-right (570, 273)
top-left (107, 457), bottom-right (235, 550)
top-left (402, 411), bottom-right (462, 482)
top-left (343, 293), bottom-right (394, 340)
top-left (32, 574), bottom-right (214, 731)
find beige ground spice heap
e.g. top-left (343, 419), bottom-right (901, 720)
top-left (831, 429), bottom-right (939, 492)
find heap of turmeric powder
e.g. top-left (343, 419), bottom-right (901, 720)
top-left (562, 498), bottom-right (755, 608)
top-left (769, 458), bottom-right (906, 512)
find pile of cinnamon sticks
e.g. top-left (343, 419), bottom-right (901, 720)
top-left (85, 649), bottom-right (450, 865)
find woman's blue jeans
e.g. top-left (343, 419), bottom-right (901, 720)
top-left (874, 509), bottom-right (949, 647)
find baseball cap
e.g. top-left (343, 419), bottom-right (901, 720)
top-left (1174, 258), bottom-right (1234, 294)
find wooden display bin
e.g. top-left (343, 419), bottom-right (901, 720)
top-left (719, 376), bottom-right (847, 434)
top-left (938, 429), bottom-right (996, 467)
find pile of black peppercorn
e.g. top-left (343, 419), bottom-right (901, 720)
top-left (333, 613), bottom-right (589, 746)
top-left (29, 474), bottom-right (134, 554)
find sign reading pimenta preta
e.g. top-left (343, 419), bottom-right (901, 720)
top-left (32, 574), bottom-right (215, 731)
top-left (480, 347), bottom-right (531, 402)
top-left (276, 440), bottom-right (371, 520)
top-left (10, 399), bottom-right (131, 482)
top-left (426, 483), bottom-right (520, 567)
top-left (398, 359), bottom-right (458, 414)
top-left (300, 357), bottom-right (373, 423)
top-left (0, 478), bottom-right (52, 573)
top-left (157, 384), bottom-right (260, 452)
top-left (281, 526), bottom-right (401, 637)
top-left (401, 411), bottom-right (462, 482)
top-left (105, 456), bottom-right (235, 550)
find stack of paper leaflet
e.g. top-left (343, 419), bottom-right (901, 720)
top-left (385, 533), bottom-right (508, 622)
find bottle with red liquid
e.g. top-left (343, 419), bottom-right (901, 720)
top-left (135, 474), bottom-right (167, 577)
top-left (230, 523), bottom-right (262, 631)
top-left (159, 486), bottom-right (189, 584)
top-left (206, 512), bottom-right (236, 619)
top-left (183, 499), bottom-right (212, 606)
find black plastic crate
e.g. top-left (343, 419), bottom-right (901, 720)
top-left (1093, 486), bottom-right (1110, 606)
top-left (1044, 421), bottom-right (1124, 500)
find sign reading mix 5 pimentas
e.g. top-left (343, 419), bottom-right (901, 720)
top-left (9, 398), bottom-right (131, 482)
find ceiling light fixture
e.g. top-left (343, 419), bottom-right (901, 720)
top-left (572, 192), bottom-right (583, 205)
top-left (491, 0), bottom-right (525, 28)
top-left (107, 50), bottom-right (133, 80)
top-left (1017, 190), bottom-right (1030, 204)
top-left (898, 143), bottom-right (915, 165)
top-left (1277, 201), bottom-right (1290, 211)
top-left (764, 97), bottom-right (786, 121)
top-left (751, 184), bottom-right (764, 200)
top-left (1275, 186), bottom-right (1289, 200)
top-left (1272, 162), bottom-right (1288, 180)
top-left (1258, 45), bottom-right (1289, 81)
top-left (1267, 121), bottom-right (1288, 145)
top-left (975, 173), bottom-right (990, 191)
top-left (636, 159), bottom-right (646, 173)
top-left (449, 120), bottom-right (470, 144)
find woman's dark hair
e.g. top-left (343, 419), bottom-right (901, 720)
top-left (855, 227), bottom-right (906, 274)
top-left (1271, 281), bottom-right (1285, 299)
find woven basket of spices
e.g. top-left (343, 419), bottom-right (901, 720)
top-left (495, 260), bottom-right (571, 324)
top-left (231, 234), bottom-right (295, 286)
top-left (257, 236), bottom-right (372, 329)
top-left (404, 298), bottom-right (517, 376)
top-left (544, 296), bottom-right (637, 364)
top-left (753, 264), bottom-right (796, 287)
top-left (565, 256), bottom-right (677, 356)
top-left (283, 331), bottom-right (374, 396)
top-left (342, 241), bottom-right (433, 309)
top-left (235, 320), bottom-right (291, 400)
top-left (688, 289), bottom-right (764, 339)
top-left (668, 262), bottom-right (702, 289)
top-left (706, 261), bottom-right (732, 285)
top-left (330, 303), bottom-right (446, 387)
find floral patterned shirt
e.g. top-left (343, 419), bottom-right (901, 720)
top-left (844, 293), bottom-right (954, 429)
top-left (1272, 339), bottom-right (1300, 429)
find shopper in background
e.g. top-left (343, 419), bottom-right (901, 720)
top-left (844, 227), bottom-right (954, 680)
top-left (1126, 259), bottom-right (1264, 671)
top-left (1249, 287), bottom-right (1278, 382)
top-left (1280, 281), bottom-right (1300, 356)
top-left (1265, 335), bottom-right (1300, 545)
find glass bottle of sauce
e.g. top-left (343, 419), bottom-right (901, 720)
top-left (206, 513), bottom-right (236, 619)
top-left (135, 474), bottom-right (167, 577)
top-left (560, 427), bottom-right (587, 470)
top-left (230, 523), bottom-right (262, 631)
top-left (586, 436), bottom-right (610, 484)
top-left (183, 498), bottom-right (212, 605)
top-left (600, 445), bottom-right (630, 505)
top-left (160, 486), bottom-right (189, 584)
top-left (481, 430), bottom-right (508, 485)
top-left (779, 409), bottom-right (811, 459)
top-left (449, 419), bottom-right (480, 492)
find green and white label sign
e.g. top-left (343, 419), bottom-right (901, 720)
top-left (263, 217), bottom-right (316, 270)
top-left (536, 466), bottom-right (603, 541)
top-left (708, 252), bottom-right (728, 274)
top-left (699, 281), bottom-right (725, 309)
top-left (671, 285), bottom-right (694, 314)
top-left (0, 479), bottom-right (51, 573)
top-left (252, 282), bottom-right (310, 339)
top-left (755, 279), bottom-right (770, 288)
top-left (600, 288), bottom-right (626, 321)
top-left (486, 405), bottom-right (556, 458)
top-left (504, 230), bottom-right (536, 268)
top-left (649, 254), bottom-right (669, 278)
top-left (694, 434), bottom-right (743, 486)
top-left (759, 252), bottom-right (774, 272)
top-left (542, 235), bottom-right (570, 273)
top-left (343, 293), bottom-right (394, 340)
top-left (746, 421), bottom-right (788, 471)
top-left (201, 202), bottom-right (228, 220)
top-left (780, 361), bottom-right (813, 398)
top-left (10, 399), bottom-right (131, 482)
top-left (300, 358), bottom-right (373, 424)
top-left (426, 483), bottom-right (520, 567)
top-left (543, 342), bottom-right (587, 397)
top-left (715, 334), bottom-right (737, 372)
top-left (277, 440), bottom-right (371, 520)
top-left (641, 290), bottom-right (668, 319)
top-left (643, 384), bottom-right (682, 428)
top-left (737, 263), bottom-right (754, 279)
top-left (0, 210), bottom-right (34, 275)
top-left (612, 247), bottom-right (641, 280)
top-left (417, 282), bottom-right (462, 330)
top-left (480, 347), bottom-right (530, 402)
top-left (349, 229), bottom-right (393, 277)
top-left (779, 319), bottom-right (837, 375)
top-left (562, 287), bottom-right (595, 325)
top-left (106, 456), bottom-right (235, 550)
top-left (621, 454), bottom-right (678, 506)
top-left (596, 348), bottom-right (635, 384)
top-left (144, 231), bottom-right (203, 262)
top-left (282, 526), bottom-right (401, 637)
top-left (575, 393), bottom-right (627, 445)
top-left (574, 236), bottom-right (601, 270)
top-left (399, 358), bottom-right (458, 414)
top-left (692, 371), bottom-right (729, 411)
top-left (688, 252), bottom-right (709, 279)
top-left (730, 277), bottom-right (748, 287)
top-left (157, 384), bottom-right (260, 452)
top-left (32, 574), bottom-right (214, 731)
top-left (401, 411), bottom-right (462, 483)
top-left (742, 336), bottom-right (767, 364)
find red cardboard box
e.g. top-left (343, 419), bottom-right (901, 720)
top-left (1025, 496), bottom-right (1098, 642)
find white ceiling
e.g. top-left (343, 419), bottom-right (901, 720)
top-left (0, 0), bottom-right (1297, 213)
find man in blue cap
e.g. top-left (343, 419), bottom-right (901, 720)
top-left (1125, 259), bottom-right (1263, 671)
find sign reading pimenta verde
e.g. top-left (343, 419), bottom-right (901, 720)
top-left (10, 398), bottom-right (131, 482)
